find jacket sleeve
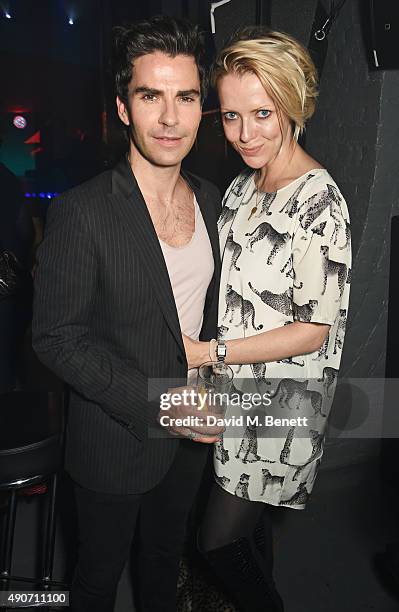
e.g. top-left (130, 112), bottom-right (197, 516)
top-left (32, 193), bottom-right (161, 441)
top-left (199, 182), bottom-right (222, 341)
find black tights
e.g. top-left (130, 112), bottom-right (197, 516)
top-left (200, 482), bottom-right (274, 569)
top-left (198, 483), bottom-right (283, 612)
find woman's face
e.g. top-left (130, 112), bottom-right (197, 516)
top-left (217, 71), bottom-right (292, 169)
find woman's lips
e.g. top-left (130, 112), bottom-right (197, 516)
top-left (238, 144), bottom-right (263, 156)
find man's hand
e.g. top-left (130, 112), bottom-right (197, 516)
top-left (157, 386), bottom-right (225, 444)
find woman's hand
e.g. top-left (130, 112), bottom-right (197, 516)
top-left (182, 334), bottom-right (211, 369)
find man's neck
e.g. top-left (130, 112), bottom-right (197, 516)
top-left (128, 146), bottom-right (183, 204)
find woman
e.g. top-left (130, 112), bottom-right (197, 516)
top-left (183, 27), bottom-right (351, 611)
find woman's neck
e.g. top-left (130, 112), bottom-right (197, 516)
top-left (256, 141), bottom-right (322, 193)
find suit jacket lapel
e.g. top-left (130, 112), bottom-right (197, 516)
top-left (109, 158), bottom-right (183, 352)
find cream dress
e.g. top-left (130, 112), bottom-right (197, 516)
top-left (214, 168), bottom-right (351, 509)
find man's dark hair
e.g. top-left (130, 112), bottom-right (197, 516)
top-left (113, 15), bottom-right (207, 105)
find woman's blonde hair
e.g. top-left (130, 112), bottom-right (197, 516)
top-left (212, 27), bottom-right (318, 141)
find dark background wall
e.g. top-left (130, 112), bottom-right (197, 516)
top-left (306, 0), bottom-right (399, 381)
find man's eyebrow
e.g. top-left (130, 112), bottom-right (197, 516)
top-left (132, 87), bottom-right (200, 97)
top-left (176, 89), bottom-right (200, 97)
top-left (133, 87), bottom-right (162, 96)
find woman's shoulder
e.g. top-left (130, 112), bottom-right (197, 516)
top-left (298, 168), bottom-right (346, 203)
top-left (298, 165), bottom-right (334, 188)
top-left (296, 169), bottom-right (350, 228)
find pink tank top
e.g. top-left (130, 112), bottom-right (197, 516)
top-left (159, 197), bottom-right (214, 341)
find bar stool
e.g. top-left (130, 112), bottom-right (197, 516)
top-left (0, 391), bottom-right (65, 589)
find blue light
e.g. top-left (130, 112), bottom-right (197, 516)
top-left (68, 17), bottom-right (74, 25)
top-left (39, 192), bottom-right (45, 199)
top-left (32, 193), bottom-right (36, 198)
top-left (25, 193), bottom-right (31, 198)
top-left (47, 193), bottom-right (52, 199)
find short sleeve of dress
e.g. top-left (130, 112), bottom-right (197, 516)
top-left (292, 182), bottom-right (351, 326)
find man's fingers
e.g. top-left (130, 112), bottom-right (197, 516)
top-left (192, 435), bottom-right (221, 444)
top-left (190, 423), bottom-right (225, 436)
top-left (160, 413), bottom-right (225, 436)
top-left (167, 424), bottom-right (223, 442)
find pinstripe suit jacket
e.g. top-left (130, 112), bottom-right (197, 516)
top-left (32, 157), bottom-right (221, 494)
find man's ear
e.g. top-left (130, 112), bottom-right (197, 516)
top-left (116, 96), bottom-right (129, 126)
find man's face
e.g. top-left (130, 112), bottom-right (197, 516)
top-left (117, 52), bottom-right (202, 169)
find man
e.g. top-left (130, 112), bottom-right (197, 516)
top-left (32, 15), bottom-right (223, 612)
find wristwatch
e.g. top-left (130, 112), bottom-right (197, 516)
top-left (216, 341), bottom-right (227, 363)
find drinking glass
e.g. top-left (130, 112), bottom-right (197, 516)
top-left (197, 361), bottom-right (234, 416)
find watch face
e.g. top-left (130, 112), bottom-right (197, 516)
top-left (217, 343), bottom-right (227, 358)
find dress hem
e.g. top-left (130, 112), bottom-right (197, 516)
top-left (214, 476), bottom-right (306, 511)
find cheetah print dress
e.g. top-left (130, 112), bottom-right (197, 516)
top-left (215, 168), bottom-right (351, 509)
